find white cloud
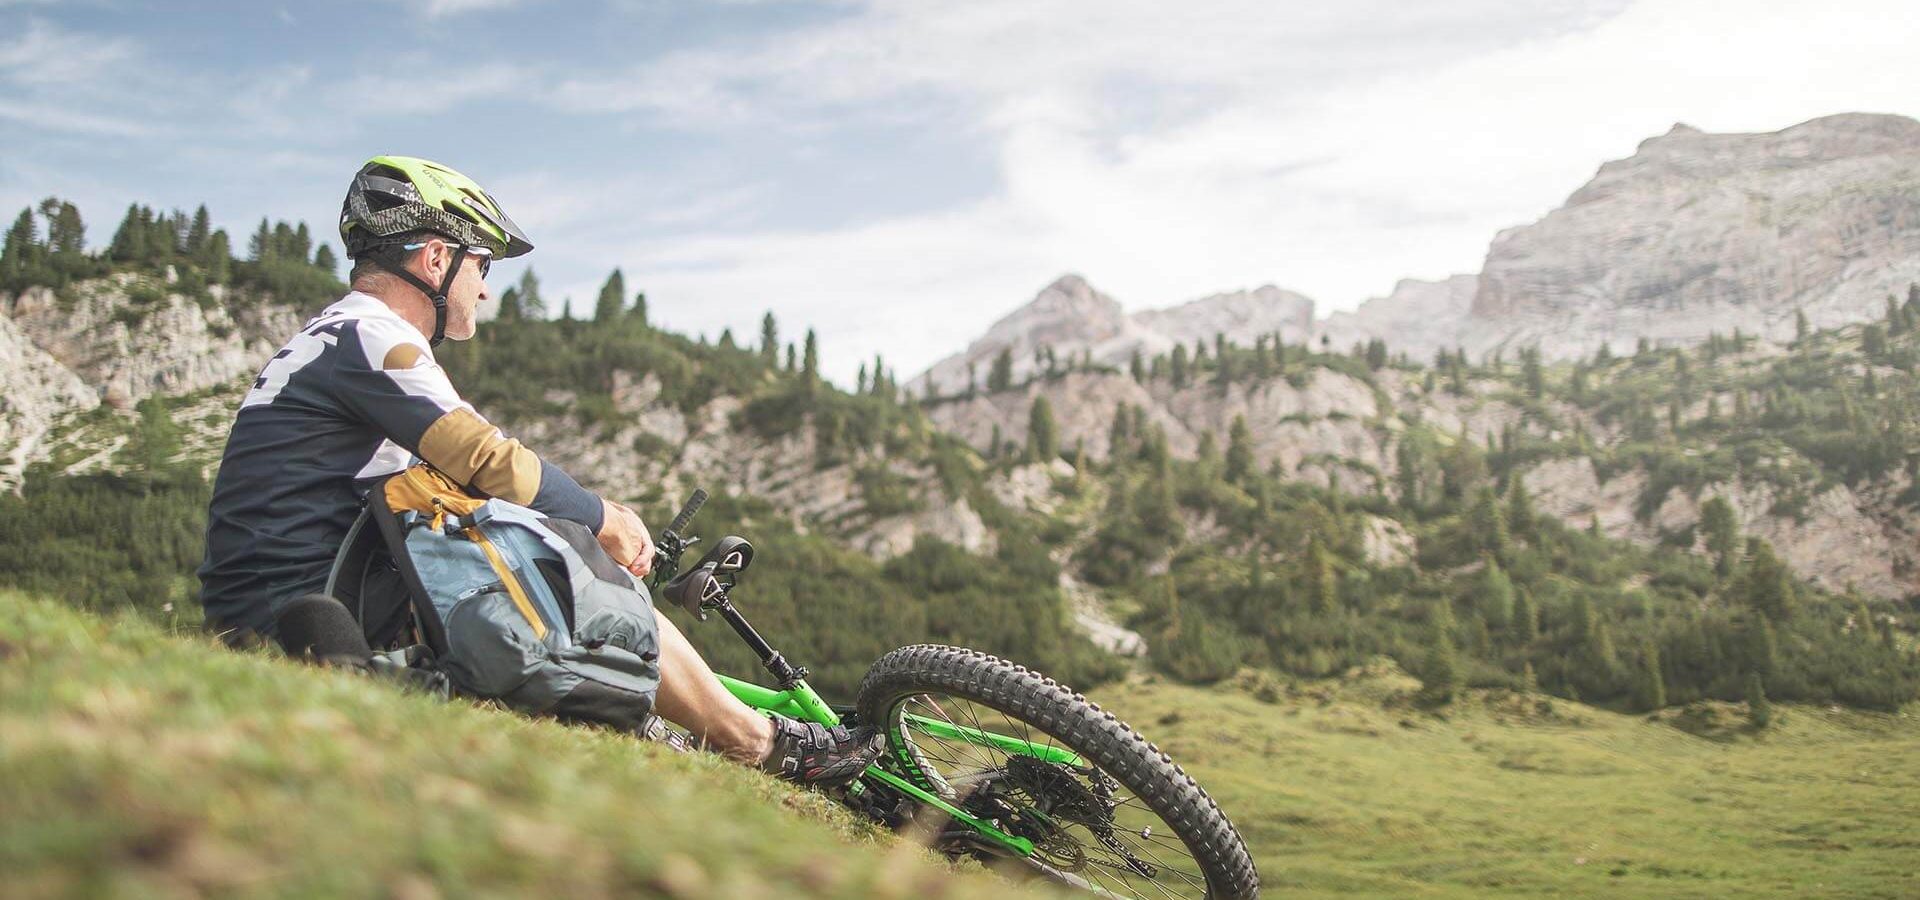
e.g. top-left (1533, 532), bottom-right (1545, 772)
top-left (0, 18), bottom-right (137, 87)
top-left (420, 0), bottom-right (520, 18)
top-left (551, 0), bottom-right (1920, 382)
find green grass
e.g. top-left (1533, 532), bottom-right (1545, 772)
top-left (8, 589), bottom-right (1918, 898)
top-left (1086, 665), bottom-right (1920, 898)
top-left (0, 593), bottom-right (1052, 899)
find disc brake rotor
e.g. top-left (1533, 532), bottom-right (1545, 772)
top-left (1000, 756), bottom-right (1159, 878)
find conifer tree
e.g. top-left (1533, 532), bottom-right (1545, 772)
top-left (496, 286), bottom-right (522, 321)
top-left (1422, 619), bottom-right (1461, 704)
top-left (594, 269), bottom-right (626, 322)
top-left (186, 205), bottom-right (210, 255)
top-left (43, 199), bottom-right (84, 264)
top-left (1215, 347), bottom-right (1237, 385)
top-left (1170, 343), bottom-right (1190, 388)
top-left (1470, 486), bottom-right (1510, 557)
top-left (988, 423), bottom-right (1003, 460)
top-left (109, 204), bottom-right (146, 261)
top-left (856, 363), bottom-right (868, 394)
top-left (760, 311), bottom-right (779, 366)
top-left (1795, 308), bottom-right (1809, 342)
top-left (1699, 496), bottom-right (1739, 579)
top-left (1107, 404), bottom-right (1130, 456)
top-left (1, 206), bottom-right (39, 282)
top-left (987, 347), bottom-right (1014, 392)
top-left (1746, 672), bottom-right (1771, 728)
top-left (630, 291), bottom-right (648, 325)
top-left (1863, 323), bottom-right (1887, 358)
top-left (1129, 348), bottom-right (1145, 382)
top-left (1306, 537), bottom-right (1337, 617)
top-left (1027, 395), bottom-right (1058, 462)
top-left (1739, 538), bottom-right (1795, 621)
top-left (312, 244), bottom-right (338, 275)
top-left (205, 230), bottom-right (232, 282)
top-left (1225, 414), bottom-right (1253, 483)
top-left (802, 329), bottom-right (819, 388)
top-left (785, 343), bottom-right (796, 372)
top-left (1635, 639), bottom-right (1666, 711)
top-left (1505, 477), bottom-right (1535, 537)
top-left (515, 269), bottom-right (547, 318)
top-left (126, 397), bottom-right (181, 479)
top-left (1513, 586), bottom-right (1539, 643)
top-left (1480, 559), bottom-right (1514, 630)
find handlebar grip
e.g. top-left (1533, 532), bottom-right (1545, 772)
top-left (663, 489), bottom-right (708, 538)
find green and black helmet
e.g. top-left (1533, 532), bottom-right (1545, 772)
top-left (339, 155), bottom-right (533, 344)
top-left (340, 155), bottom-right (533, 260)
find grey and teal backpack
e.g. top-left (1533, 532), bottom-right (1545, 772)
top-left (326, 465), bottom-right (661, 728)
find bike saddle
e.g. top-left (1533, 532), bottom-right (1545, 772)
top-left (661, 536), bottom-right (754, 618)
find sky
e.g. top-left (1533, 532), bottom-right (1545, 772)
top-left (3, 0), bottom-right (1917, 384)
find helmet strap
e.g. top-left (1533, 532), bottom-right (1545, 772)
top-left (374, 243), bottom-right (468, 347)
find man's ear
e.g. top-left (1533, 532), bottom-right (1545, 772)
top-left (424, 239), bottom-right (450, 283)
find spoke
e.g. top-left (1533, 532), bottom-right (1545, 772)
top-left (892, 692), bottom-right (1210, 900)
top-left (1109, 832), bottom-right (1208, 893)
top-left (1086, 855), bottom-right (1182, 900)
top-left (909, 696), bottom-right (998, 776)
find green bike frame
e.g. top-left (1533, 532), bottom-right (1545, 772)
top-left (714, 671), bottom-right (1083, 858)
top-left (651, 490), bottom-right (1085, 864)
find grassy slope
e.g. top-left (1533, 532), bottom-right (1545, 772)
top-left (7, 589), bottom-right (1918, 899)
top-left (1087, 668), bottom-right (1920, 898)
top-left (0, 593), bottom-right (1053, 900)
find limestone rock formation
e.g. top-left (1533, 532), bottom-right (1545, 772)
top-left (911, 275), bottom-right (1320, 397)
top-left (1313, 275), bottom-right (1478, 361)
top-left (8, 279), bottom-right (303, 405)
top-left (1469, 113), bottom-right (1920, 359)
top-left (0, 311), bottom-right (97, 490)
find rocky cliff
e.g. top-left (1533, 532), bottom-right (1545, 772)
top-left (0, 275), bottom-right (302, 489)
top-left (911, 275), bottom-right (1320, 396)
top-left (1313, 274), bottom-right (1478, 361)
top-left (921, 114), bottom-right (1920, 378)
top-left (1465, 114), bottom-right (1920, 359)
top-left (917, 354), bottom-right (1920, 601)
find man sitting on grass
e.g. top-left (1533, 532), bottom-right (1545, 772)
top-left (197, 155), bottom-right (877, 786)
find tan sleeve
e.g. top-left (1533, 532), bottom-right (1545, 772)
top-left (417, 407), bottom-right (542, 505)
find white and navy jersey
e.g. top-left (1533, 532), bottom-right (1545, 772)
top-left (197, 292), bottom-right (604, 639)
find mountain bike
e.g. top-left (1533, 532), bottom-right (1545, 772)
top-left (648, 489), bottom-right (1260, 899)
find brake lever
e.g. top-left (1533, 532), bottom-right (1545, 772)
top-left (649, 489), bottom-right (708, 589)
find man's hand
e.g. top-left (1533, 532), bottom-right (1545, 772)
top-left (598, 499), bottom-right (655, 579)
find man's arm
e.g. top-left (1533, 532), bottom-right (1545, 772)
top-left (331, 316), bottom-right (605, 531)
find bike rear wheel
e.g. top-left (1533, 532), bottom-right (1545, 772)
top-left (855, 645), bottom-right (1258, 899)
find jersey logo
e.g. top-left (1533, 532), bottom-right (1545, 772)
top-left (241, 320), bottom-right (343, 410)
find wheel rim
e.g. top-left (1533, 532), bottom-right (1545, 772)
top-left (883, 692), bottom-right (1216, 899)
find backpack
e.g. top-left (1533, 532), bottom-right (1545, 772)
top-left (326, 464), bottom-right (662, 730)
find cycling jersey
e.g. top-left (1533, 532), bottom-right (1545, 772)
top-left (197, 291), bottom-right (603, 640)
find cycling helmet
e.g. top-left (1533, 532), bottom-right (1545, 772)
top-left (338, 156), bottom-right (533, 344)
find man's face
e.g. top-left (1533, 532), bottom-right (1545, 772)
top-left (414, 238), bottom-right (492, 341)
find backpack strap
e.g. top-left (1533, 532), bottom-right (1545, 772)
top-left (364, 469), bottom-right (455, 658)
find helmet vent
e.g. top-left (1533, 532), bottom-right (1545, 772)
top-left (440, 200), bottom-right (480, 225)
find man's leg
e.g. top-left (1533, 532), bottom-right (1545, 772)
top-left (650, 611), bottom-right (775, 764)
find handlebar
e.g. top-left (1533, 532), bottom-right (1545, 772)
top-left (650, 488), bottom-right (708, 589)
top-left (662, 488), bottom-right (707, 540)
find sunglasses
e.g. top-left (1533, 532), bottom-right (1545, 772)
top-left (403, 240), bottom-right (494, 277)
